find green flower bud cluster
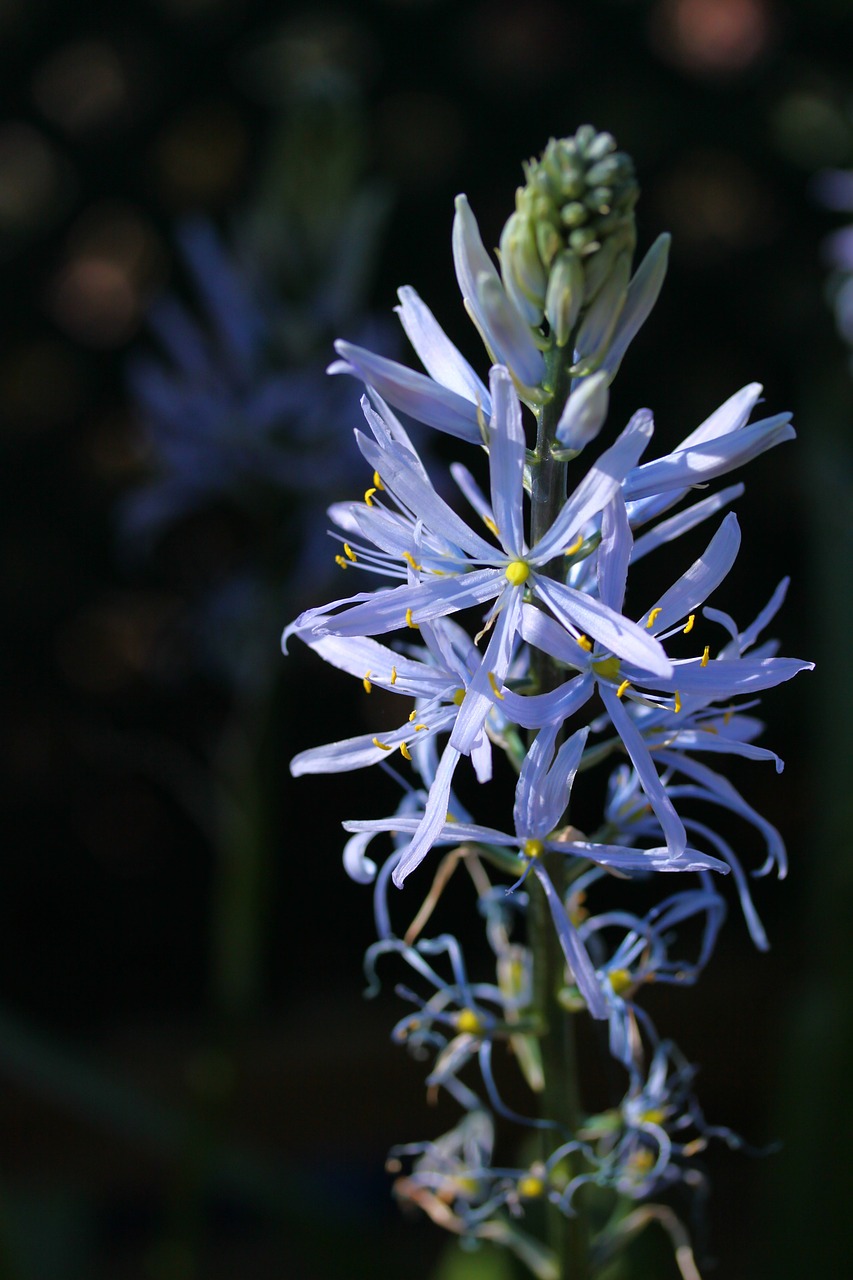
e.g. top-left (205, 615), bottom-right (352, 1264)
top-left (500, 126), bottom-right (639, 348)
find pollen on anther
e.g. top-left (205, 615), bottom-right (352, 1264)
top-left (343, 542), bottom-right (357, 562)
top-left (372, 736), bottom-right (393, 751)
top-left (362, 670), bottom-right (372, 694)
top-left (564, 532), bottom-right (583, 556)
top-left (373, 470), bottom-right (385, 490)
top-left (334, 555), bottom-right (348, 569)
top-left (390, 666), bottom-right (398, 684)
top-left (484, 516), bottom-right (499, 537)
top-left (505, 559), bottom-right (530, 586)
top-left (487, 671), bottom-right (505, 700)
top-left (701, 646), bottom-right (710, 667)
top-left (616, 678), bottom-right (631, 698)
top-left (577, 634), bottom-right (593, 652)
top-left (405, 608), bottom-right (420, 629)
top-left (400, 742), bottom-right (412, 761)
top-left (364, 487), bottom-right (377, 506)
top-left (683, 613), bottom-right (695, 634)
top-left (673, 690), bottom-right (682, 714)
top-left (402, 551), bottom-right (422, 571)
top-left (646, 606), bottom-right (662, 629)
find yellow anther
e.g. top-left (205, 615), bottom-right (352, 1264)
top-left (646, 606), bottom-right (662, 629)
top-left (343, 542), bottom-right (357, 562)
top-left (372, 737), bottom-right (393, 751)
top-left (629, 1150), bottom-right (655, 1174)
top-left (517, 1175), bottom-right (546, 1200)
top-left (577, 634), bottom-right (593, 652)
top-left (616, 678), bottom-right (631, 698)
top-left (673, 690), bottom-right (682, 714)
top-left (413, 722), bottom-right (428, 732)
top-left (701, 645), bottom-right (710, 667)
top-left (390, 665), bottom-right (398, 684)
top-left (487, 671), bottom-right (505, 700)
top-left (641, 1108), bottom-right (666, 1126)
top-left (373, 470), bottom-right (385, 490)
top-left (334, 555), bottom-right (348, 569)
top-left (409, 709), bottom-right (418, 722)
top-left (683, 613), bottom-right (695, 634)
top-left (505, 559), bottom-right (530, 586)
top-left (484, 515), bottom-right (499, 537)
top-left (523, 838), bottom-right (545, 859)
top-left (592, 656), bottom-right (621, 681)
top-left (400, 741), bottom-right (412, 761)
top-left (453, 688), bottom-right (466, 706)
top-left (362, 670), bottom-right (372, 694)
top-left (723, 709), bottom-right (733, 725)
top-left (455, 1009), bottom-right (482, 1035)
top-left (405, 608), bottom-right (420, 630)
top-left (364, 487), bottom-right (377, 506)
top-left (564, 532), bottom-right (584, 556)
top-left (608, 968), bottom-right (633, 995)
top-left (402, 551), bottom-right (422, 571)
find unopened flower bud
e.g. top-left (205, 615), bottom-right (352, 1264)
top-left (555, 370), bottom-right (610, 451)
top-left (545, 249), bottom-right (584, 347)
top-left (500, 210), bottom-right (547, 324)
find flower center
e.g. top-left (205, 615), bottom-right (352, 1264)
top-left (505, 559), bottom-right (530, 586)
top-left (523, 838), bottom-right (545, 859)
top-left (455, 1008), bottom-right (482, 1035)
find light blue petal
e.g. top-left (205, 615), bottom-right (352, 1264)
top-left (599, 233), bottom-right (670, 378)
top-left (452, 195), bottom-right (545, 389)
top-left (513, 722), bottom-right (559, 836)
top-left (597, 492), bottom-right (632, 612)
top-left (395, 285), bottom-right (492, 409)
top-left (644, 513), bottom-right (741, 634)
top-left (555, 371), bottom-right (609, 450)
top-left (356, 431), bottom-right (498, 560)
top-left (533, 577), bottom-right (672, 677)
top-left (630, 484), bottom-right (745, 562)
top-left (674, 383), bottom-right (763, 450)
top-left (487, 366), bottom-right (527, 558)
top-left (309, 569), bottom-right (502, 638)
top-left (647, 655), bottom-right (813, 697)
top-left (330, 341), bottom-right (483, 442)
top-left (622, 414), bottom-right (795, 501)
top-left (450, 589), bottom-right (523, 754)
top-left (392, 744), bottom-right (463, 884)
top-left (496, 673), bottom-right (595, 729)
top-left (600, 685), bottom-right (687, 857)
top-left (532, 863), bottom-right (607, 1019)
top-left (534, 409), bottom-right (654, 562)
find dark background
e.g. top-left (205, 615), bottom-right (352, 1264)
top-left (0, 1), bottom-right (849, 1277)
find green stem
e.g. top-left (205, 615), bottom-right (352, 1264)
top-left (527, 350), bottom-right (591, 1280)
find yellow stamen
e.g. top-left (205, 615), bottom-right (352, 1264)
top-left (452, 688), bottom-right (465, 706)
top-left (701, 645), bottom-right (710, 667)
top-left (577, 634), bottom-right (593, 652)
top-left (723, 709), bottom-right (733, 725)
top-left (616, 678), bottom-right (631, 698)
top-left (646, 606), bottom-right (662, 629)
top-left (608, 968), bottom-right (633, 995)
top-left (505, 559), bottom-right (530, 586)
top-left (405, 608), bottom-right (419, 630)
top-left (563, 532), bottom-right (584, 556)
top-left (487, 671), bottom-right (505, 700)
top-left (523, 838), bottom-right (545, 859)
top-left (390, 666), bottom-right (398, 684)
top-left (373, 470), bottom-right (384, 490)
top-left (334, 555), bottom-right (348, 569)
top-left (673, 690), bottom-right (682, 714)
top-left (517, 1175), bottom-right (546, 1200)
top-left (413, 722), bottom-right (428, 732)
top-left (408, 709), bottom-right (418, 722)
top-left (364, 487), bottom-right (377, 506)
top-left (641, 1107), bottom-right (666, 1126)
top-left (402, 551), bottom-right (422, 571)
top-left (362, 670), bottom-right (372, 694)
top-left (372, 737), bottom-right (392, 751)
top-left (400, 742), bottom-right (412, 761)
top-left (592, 656), bottom-right (620, 681)
top-left (454, 1009), bottom-right (482, 1035)
top-left (484, 515), bottom-right (499, 537)
top-left (343, 542), bottom-right (357, 562)
top-left (683, 613), bottom-right (695, 634)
